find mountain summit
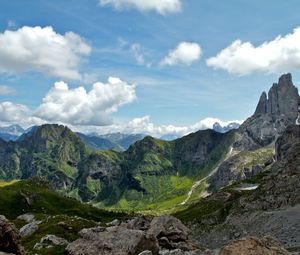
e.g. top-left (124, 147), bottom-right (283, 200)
top-left (254, 73), bottom-right (299, 120)
top-left (237, 73), bottom-right (300, 149)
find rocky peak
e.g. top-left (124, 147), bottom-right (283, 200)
top-left (237, 73), bottom-right (300, 150)
top-left (254, 73), bottom-right (299, 121)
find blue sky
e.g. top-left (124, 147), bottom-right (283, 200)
top-left (0, 0), bottom-right (300, 136)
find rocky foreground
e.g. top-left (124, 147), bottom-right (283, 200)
top-left (0, 213), bottom-right (292, 255)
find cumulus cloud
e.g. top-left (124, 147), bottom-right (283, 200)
top-left (161, 42), bottom-right (202, 66)
top-left (76, 116), bottom-right (243, 138)
top-left (0, 85), bottom-right (15, 95)
top-left (35, 77), bottom-right (136, 126)
top-left (207, 27), bottom-right (300, 75)
top-left (0, 101), bottom-right (45, 127)
top-left (99, 0), bottom-right (182, 15)
top-left (0, 26), bottom-right (91, 80)
top-left (0, 102), bottom-right (30, 123)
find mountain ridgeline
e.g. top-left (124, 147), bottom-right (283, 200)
top-left (0, 124), bottom-right (236, 210)
top-left (0, 73), bottom-right (299, 212)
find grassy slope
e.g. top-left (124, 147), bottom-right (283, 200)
top-left (0, 179), bottom-right (129, 255)
top-left (94, 131), bottom-right (238, 213)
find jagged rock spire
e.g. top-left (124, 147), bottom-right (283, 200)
top-left (254, 73), bottom-right (299, 122)
top-left (237, 73), bottom-right (300, 150)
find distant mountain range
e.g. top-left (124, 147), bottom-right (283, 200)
top-left (0, 124), bottom-right (25, 141)
top-left (77, 132), bottom-right (145, 151)
top-left (0, 74), bottom-right (299, 255)
top-left (0, 122), bottom-right (240, 149)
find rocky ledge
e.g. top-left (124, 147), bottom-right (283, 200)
top-left (66, 215), bottom-right (199, 255)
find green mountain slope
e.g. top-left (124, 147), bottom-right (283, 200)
top-left (0, 124), bottom-right (238, 212)
top-left (0, 178), bottom-right (128, 255)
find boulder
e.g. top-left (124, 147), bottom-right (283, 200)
top-left (19, 220), bottom-right (41, 238)
top-left (16, 213), bottom-right (35, 223)
top-left (34, 234), bottom-right (68, 250)
top-left (148, 216), bottom-right (188, 243)
top-left (219, 236), bottom-right (291, 255)
top-left (66, 225), bottom-right (159, 255)
top-left (0, 215), bottom-right (24, 255)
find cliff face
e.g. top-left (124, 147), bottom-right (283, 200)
top-left (209, 74), bottom-right (300, 190)
top-left (254, 73), bottom-right (299, 120)
top-left (176, 125), bottom-right (300, 251)
top-left (237, 73), bottom-right (300, 150)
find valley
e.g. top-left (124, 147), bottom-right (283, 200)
top-left (0, 73), bottom-right (299, 254)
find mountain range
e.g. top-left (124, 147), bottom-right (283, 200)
top-left (0, 73), bottom-right (298, 213)
top-left (0, 122), bottom-right (240, 149)
top-left (0, 73), bottom-right (299, 255)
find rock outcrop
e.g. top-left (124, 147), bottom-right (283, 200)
top-left (0, 215), bottom-right (24, 255)
top-left (219, 236), bottom-right (290, 255)
top-left (178, 125), bottom-right (300, 252)
top-left (66, 216), bottom-right (199, 255)
top-left (236, 73), bottom-right (300, 150)
top-left (209, 74), bottom-right (299, 190)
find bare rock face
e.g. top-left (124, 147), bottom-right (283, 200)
top-left (148, 216), bottom-right (188, 243)
top-left (66, 226), bottom-right (159, 255)
top-left (219, 236), bottom-right (291, 255)
top-left (209, 74), bottom-right (299, 190)
top-left (0, 215), bottom-right (24, 255)
top-left (236, 73), bottom-right (300, 150)
top-left (66, 216), bottom-right (199, 255)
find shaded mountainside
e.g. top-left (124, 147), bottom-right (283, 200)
top-left (0, 124), bottom-right (237, 211)
top-left (78, 132), bottom-right (145, 151)
top-left (174, 124), bottom-right (300, 252)
top-left (77, 133), bottom-right (123, 151)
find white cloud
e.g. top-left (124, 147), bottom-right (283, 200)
top-left (207, 27), bottom-right (300, 75)
top-left (0, 26), bottom-right (91, 80)
top-left (0, 102), bottom-right (30, 123)
top-left (99, 0), bottom-right (182, 15)
top-left (35, 77), bottom-right (136, 126)
top-left (0, 102), bottom-right (45, 127)
top-left (0, 85), bottom-right (15, 95)
top-left (130, 43), bottom-right (151, 67)
top-left (76, 116), bottom-right (243, 138)
top-left (161, 42), bottom-right (202, 66)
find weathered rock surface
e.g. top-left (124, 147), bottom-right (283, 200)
top-left (0, 215), bottom-right (24, 255)
top-left (16, 213), bottom-right (35, 224)
top-left (219, 236), bottom-right (290, 255)
top-left (209, 73), bottom-right (299, 190)
top-left (236, 73), bottom-right (300, 150)
top-left (67, 226), bottom-right (159, 255)
top-left (19, 220), bottom-right (41, 238)
top-left (66, 216), bottom-right (199, 255)
top-left (182, 125), bottom-right (300, 252)
top-left (34, 234), bottom-right (68, 250)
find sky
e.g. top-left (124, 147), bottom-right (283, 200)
top-left (0, 0), bottom-right (300, 137)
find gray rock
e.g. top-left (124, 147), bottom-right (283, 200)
top-left (66, 225), bottom-right (159, 255)
top-left (148, 216), bottom-right (188, 242)
top-left (106, 219), bottom-right (121, 227)
top-left (127, 216), bottom-right (151, 231)
top-left (19, 221), bottom-right (41, 238)
top-left (34, 235), bottom-right (68, 250)
top-left (159, 249), bottom-right (202, 255)
top-left (16, 213), bottom-right (35, 223)
top-left (219, 236), bottom-right (291, 255)
top-left (139, 251), bottom-right (153, 255)
top-left (0, 215), bottom-right (24, 255)
top-left (237, 73), bottom-right (300, 150)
